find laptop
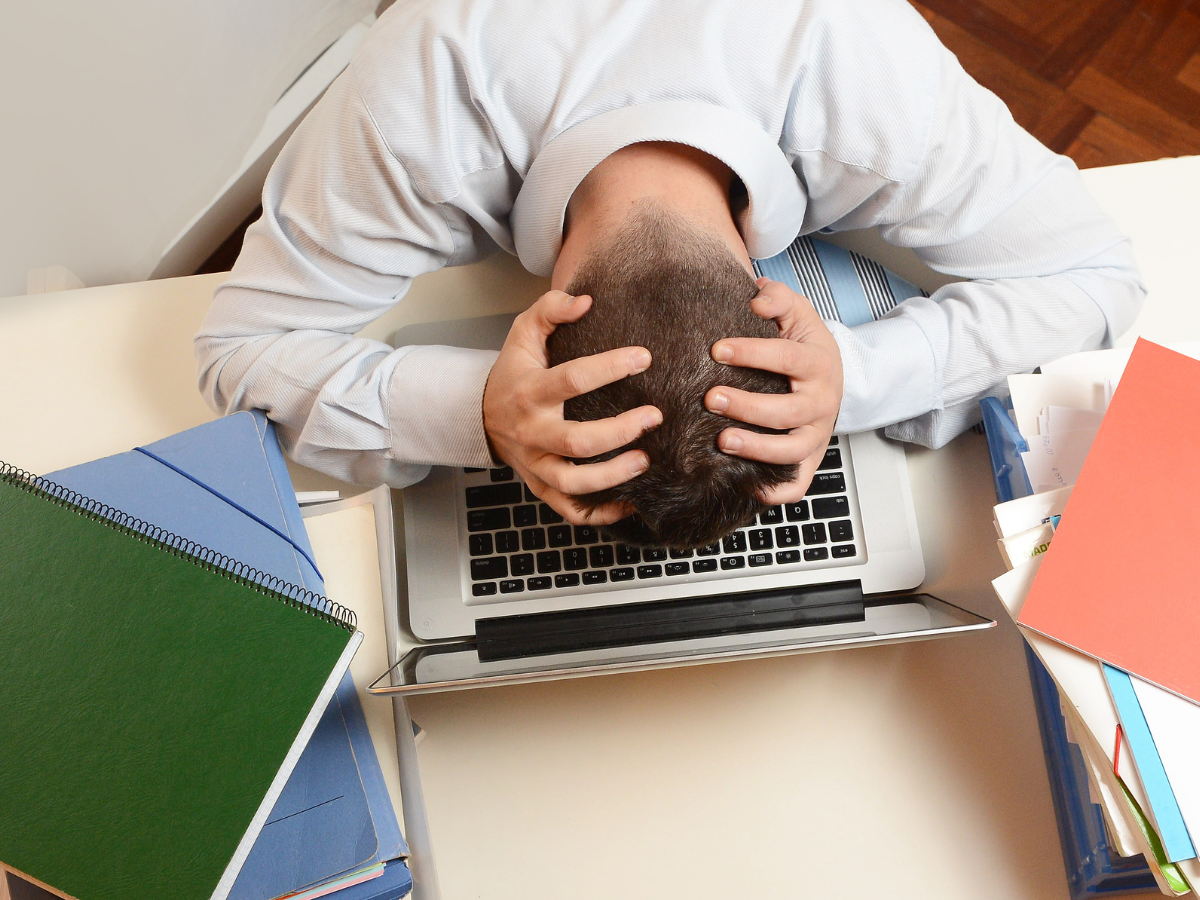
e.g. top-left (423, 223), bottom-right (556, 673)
top-left (372, 236), bottom-right (993, 695)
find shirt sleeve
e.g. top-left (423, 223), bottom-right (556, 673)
top-left (819, 45), bottom-right (1145, 448)
top-left (194, 65), bottom-right (503, 488)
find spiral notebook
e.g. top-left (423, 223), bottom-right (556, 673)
top-left (0, 463), bottom-right (363, 900)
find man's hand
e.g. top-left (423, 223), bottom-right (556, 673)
top-left (704, 278), bottom-right (843, 504)
top-left (483, 289), bottom-right (663, 524)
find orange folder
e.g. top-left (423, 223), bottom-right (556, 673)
top-left (1018, 339), bottom-right (1200, 706)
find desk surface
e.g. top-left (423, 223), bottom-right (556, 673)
top-left (3, 156), bottom-right (1197, 900)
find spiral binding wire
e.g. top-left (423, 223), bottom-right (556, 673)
top-left (0, 461), bottom-right (357, 632)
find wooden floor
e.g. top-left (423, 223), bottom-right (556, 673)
top-left (197, 2), bottom-right (1200, 273)
top-left (910, 0), bottom-right (1200, 167)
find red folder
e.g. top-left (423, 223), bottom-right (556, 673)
top-left (1018, 339), bottom-right (1200, 705)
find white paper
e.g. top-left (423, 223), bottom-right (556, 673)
top-left (1019, 426), bottom-right (1098, 494)
top-left (997, 521), bottom-right (1055, 570)
top-left (993, 485), bottom-right (1073, 538)
top-left (1008, 373), bottom-right (1108, 440)
top-left (1041, 406), bottom-right (1105, 435)
top-left (1133, 677), bottom-right (1200, 848)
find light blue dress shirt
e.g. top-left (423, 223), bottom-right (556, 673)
top-left (196, 0), bottom-right (1144, 488)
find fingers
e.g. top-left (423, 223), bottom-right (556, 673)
top-left (537, 346), bottom-right (653, 403)
top-left (532, 447), bottom-right (650, 496)
top-left (758, 471), bottom-right (816, 506)
top-left (750, 279), bottom-right (822, 339)
top-left (712, 335), bottom-right (830, 381)
top-left (520, 471), bottom-right (639, 526)
top-left (538, 405), bottom-right (662, 459)
top-left (705, 384), bottom-right (835, 432)
top-left (715, 423), bottom-right (827, 466)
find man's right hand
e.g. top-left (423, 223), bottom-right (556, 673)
top-left (482, 289), bottom-right (662, 524)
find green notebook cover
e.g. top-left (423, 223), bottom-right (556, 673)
top-left (0, 464), bottom-right (361, 900)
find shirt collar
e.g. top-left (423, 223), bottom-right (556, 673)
top-left (512, 101), bottom-right (807, 276)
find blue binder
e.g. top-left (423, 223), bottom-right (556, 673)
top-left (48, 411), bottom-right (411, 900)
top-left (980, 397), bottom-right (1156, 898)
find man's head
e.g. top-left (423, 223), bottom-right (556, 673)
top-left (548, 201), bottom-right (797, 548)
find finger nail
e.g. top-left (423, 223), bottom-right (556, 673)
top-left (708, 392), bottom-right (729, 412)
top-left (630, 455), bottom-right (649, 476)
top-left (631, 350), bottom-right (651, 373)
top-left (713, 343), bottom-right (733, 362)
top-left (643, 410), bottom-right (662, 430)
top-left (722, 433), bottom-right (743, 452)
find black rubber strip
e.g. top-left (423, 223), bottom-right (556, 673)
top-left (475, 580), bottom-right (865, 661)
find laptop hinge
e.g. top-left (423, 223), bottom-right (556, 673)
top-left (475, 580), bottom-right (866, 662)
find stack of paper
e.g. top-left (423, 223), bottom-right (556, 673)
top-left (992, 340), bottom-right (1200, 896)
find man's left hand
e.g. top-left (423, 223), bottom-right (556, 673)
top-left (704, 278), bottom-right (843, 504)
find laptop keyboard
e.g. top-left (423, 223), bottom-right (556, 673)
top-left (459, 436), bottom-right (863, 603)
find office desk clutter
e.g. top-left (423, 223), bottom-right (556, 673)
top-left (988, 339), bottom-right (1200, 897)
top-left (0, 413), bottom-right (412, 900)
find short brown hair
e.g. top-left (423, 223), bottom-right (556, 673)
top-left (548, 203), bottom-right (797, 549)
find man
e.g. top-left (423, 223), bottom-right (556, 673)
top-left (195, 0), bottom-right (1143, 526)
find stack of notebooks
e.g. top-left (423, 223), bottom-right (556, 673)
top-left (0, 411), bottom-right (412, 900)
top-left (986, 339), bottom-right (1200, 898)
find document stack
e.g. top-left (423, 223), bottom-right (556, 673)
top-left (985, 339), bottom-right (1200, 898)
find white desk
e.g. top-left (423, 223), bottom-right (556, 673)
top-left (2, 157), bottom-right (1196, 900)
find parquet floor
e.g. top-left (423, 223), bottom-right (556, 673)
top-left (908, 0), bottom-right (1200, 166)
top-left (196, 1), bottom-right (1200, 273)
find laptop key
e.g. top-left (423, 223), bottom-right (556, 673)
top-left (563, 548), bottom-right (588, 570)
top-left (490, 466), bottom-right (515, 482)
top-left (468, 533), bottom-right (494, 556)
top-left (759, 505), bottom-right (784, 525)
top-left (748, 553), bottom-right (772, 567)
top-left (470, 557), bottom-right (507, 580)
top-left (637, 564), bottom-right (663, 578)
top-left (643, 548), bottom-right (668, 562)
top-left (464, 467), bottom-right (486, 473)
top-left (495, 530), bottom-right (519, 553)
top-left (829, 520), bottom-right (854, 542)
top-left (548, 525), bottom-right (573, 547)
top-left (536, 550), bottom-right (562, 573)
top-left (722, 533), bottom-right (747, 554)
top-left (749, 529), bottom-right (773, 550)
top-left (775, 526), bottom-right (800, 547)
top-left (804, 547), bottom-right (830, 561)
top-left (811, 497), bottom-right (849, 519)
top-left (817, 448), bottom-right (842, 471)
top-left (499, 579), bottom-right (524, 593)
top-left (538, 503), bottom-right (564, 524)
top-left (802, 523), bottom-right (827, 545)
top-left (523, 485), bottom-right (538, 502)
top-left (472, 582), bottom-right (498, 596)
top-left (582, 570), bottom-right (608, 585)
top-left (775, 549), bottom-right (800, 564)
top-left (697, 543), bottom-right (720, 557)
top-left (720, 556), bottom-right (745, 570)
top-left (610, 567), bottom-right (635, 581)
top-left (805, 472), bottom-right (846, 495)
top-left (510, 553), bottom-right (534, 576)
top-left (669, 548), bottom-right (694, 559)
top-left (513, 504), bottom-right (538, 527)
top-left (554, 573), bottom-right (581, 588)
top-left (665, 562), bottom-right (690, 576)
top-left (521, 528), bottom-right (547, 551)
top-left (784, 501), bottom-right (809, 522)
top-left (465, 483), bottom-right (523, 508)
top-left (617, 544), bottom-right (641, 565)
top-left (832, 544), bottom-right (857, 559)
top-left (589, 545), bottom-right (615, 568)
top-left (528, 576), bottom-right (552, 590)
top-left (573, 525), bottom-right (600, 544)
top-left (468, 508), bottom-right (510, 532)
top-left (692, 558), bottom-right (718, 572)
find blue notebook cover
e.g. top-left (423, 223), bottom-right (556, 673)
top-left (48, 411), bottom-right (410, 900)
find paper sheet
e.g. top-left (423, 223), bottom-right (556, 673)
top-left (1133, 676), bottom-right (1200, 856)
top-left (1008, 373), bottom-right (1108, 440)
top-left (1018, 427), bottom-right (1097, 493)
top-left (993, 485), bottom-right (1073, 538)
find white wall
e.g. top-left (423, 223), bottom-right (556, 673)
top-left (0, 0), bottom-right (374, 297)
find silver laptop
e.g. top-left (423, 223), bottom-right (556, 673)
top-left (375, 237), bottom-right (993, 694)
